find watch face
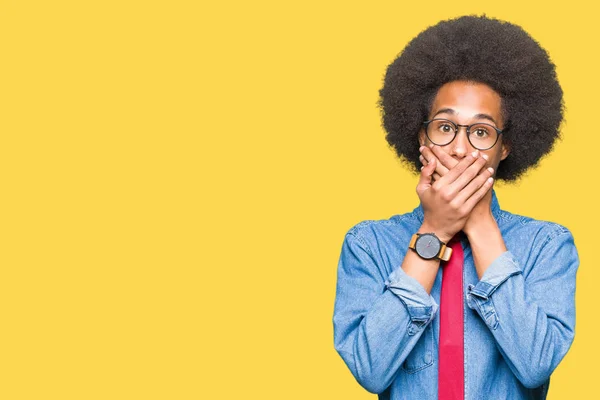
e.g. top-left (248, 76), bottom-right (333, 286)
top-left (415, 234), bottom-right (441, 260)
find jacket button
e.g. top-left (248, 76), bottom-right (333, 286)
top-left (424, 352), bottom-right (432, 364)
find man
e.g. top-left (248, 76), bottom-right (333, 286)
top-left (332, 15), bottom-right (578, 400)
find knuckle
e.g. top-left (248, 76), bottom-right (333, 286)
top-left (441, 190), bottom-right (453, 202)
top-left (450, 199), bottom-right (461, 210)
top-left (475, 176), bottom-right (487, 187)
top-left (474, 161), bottom-right (486, 173)
top-left (465, 164), bottom-right (478, 175)
top-left (461, 156), bottom-right (475, 167)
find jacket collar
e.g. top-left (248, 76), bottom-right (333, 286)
top-left (413, 189), bottom-right (502, 223)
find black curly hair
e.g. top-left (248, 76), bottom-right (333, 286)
top-left (378, 15), bottom-right (564, 181)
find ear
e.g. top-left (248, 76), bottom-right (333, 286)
top-left (500, 140), bottom-right (511, 161)
top-left (418, 129), bottom-right (427, 147)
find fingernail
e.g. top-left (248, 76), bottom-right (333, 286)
top-left (429, 144), bottom-right (434, 148)
top-left (471, 151), bottom-right (479, 157)
top-left (419, 146), bottom-right (425, 152)
top-left (487, 177), bottom-right (494, 184)
top-left (488, 167), bottom-right (494, 173)
top-left (482, 154), bottom-right (489, 160)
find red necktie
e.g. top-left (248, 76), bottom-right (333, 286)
top-left (438, 234), bottom-right (464, 400)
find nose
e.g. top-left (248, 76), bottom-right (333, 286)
top-left (449, 126), bottom-right (472, 158)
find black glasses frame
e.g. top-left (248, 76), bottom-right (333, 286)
top-left (422, 118), bottom-right (504, 150)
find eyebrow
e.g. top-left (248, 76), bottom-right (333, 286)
top-left (432, 108), bottom-right (498, 126)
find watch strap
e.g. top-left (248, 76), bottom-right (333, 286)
top-left (439, 244), bottom-right (452, 261)
top-left (409, 233), bottom-right (419, 249)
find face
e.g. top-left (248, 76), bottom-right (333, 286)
top-left (418, 80), bottom-right (510, 175)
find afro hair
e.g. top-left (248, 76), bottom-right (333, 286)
top-left (378, 15), bottom-right (564, 181)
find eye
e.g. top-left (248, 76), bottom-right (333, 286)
top-left (472, 127), bottom-right (489, 138)
top-left (437, 123), bottom-right (454, 133)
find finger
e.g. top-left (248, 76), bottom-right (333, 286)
top-left (430, 144), bottom-right (458, 171)
top-left (419, 146), bottom-right (448, 176)
top-left (447, 154), bottom-right (489, 193)
top-left (454, 166), bottom-right (494, 205)
top-left (417, 158), bottom-right (436, 193)
top-left (420, 146), bottom-right (449, 176)
top-left (419, 145), bottom-right (450, 176)
top-left (420, 156), bottom-right (442, 182)
top-left (437, 151), bottom-right (480, 187)
top-left (419, 155), bottom-right (432, 171)
top-left (461, 174), bottom-right (494, 211)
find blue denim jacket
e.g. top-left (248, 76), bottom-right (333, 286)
top-left (333, 190), bottom-right (578, 399)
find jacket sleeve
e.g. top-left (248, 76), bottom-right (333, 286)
top-left (332, 230), bottom-right (438, 394)
top-left (466, 227), bottom-right (579, 389)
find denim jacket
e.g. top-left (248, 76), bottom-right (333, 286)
top-left (333, 190), bottom-right (578, 399)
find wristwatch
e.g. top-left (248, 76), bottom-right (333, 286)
top-left (408, 233), bottom-right (452, 261)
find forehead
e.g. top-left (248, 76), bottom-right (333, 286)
top-left (430, 81), bottom-right (503, 123)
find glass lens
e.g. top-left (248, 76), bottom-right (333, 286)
top-left (426, 119), bottom-right (456, 145)
top-left (468, 123), bottom-right (498, 150)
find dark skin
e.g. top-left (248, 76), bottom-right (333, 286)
top-left (400, 80), bottom-right (511, 293)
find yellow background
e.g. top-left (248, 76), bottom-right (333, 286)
top-left (1, 1), bottom-right (596, 398)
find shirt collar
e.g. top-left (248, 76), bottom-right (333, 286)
top-left (413, 189), bottom-right (502, 223)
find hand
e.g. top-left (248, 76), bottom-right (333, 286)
top-left (419, 145), bottom-right (495, 236)
top-left (419, 144), bottom-right (458, 181)
top-left (416, 147), bottom-right (495, 243)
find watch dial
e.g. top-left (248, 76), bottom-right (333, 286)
top-left (415, 234), bottom-right (441, 260)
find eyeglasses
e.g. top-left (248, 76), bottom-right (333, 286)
top-left (422, 118), bottom-right (504, 150)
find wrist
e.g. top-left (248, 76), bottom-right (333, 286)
top-left (418, 222), bottom-right (453, 244)
top-left (464, 213), bottom-right (497, 240)
top-left (465, 219), bottom-right (507, 279)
